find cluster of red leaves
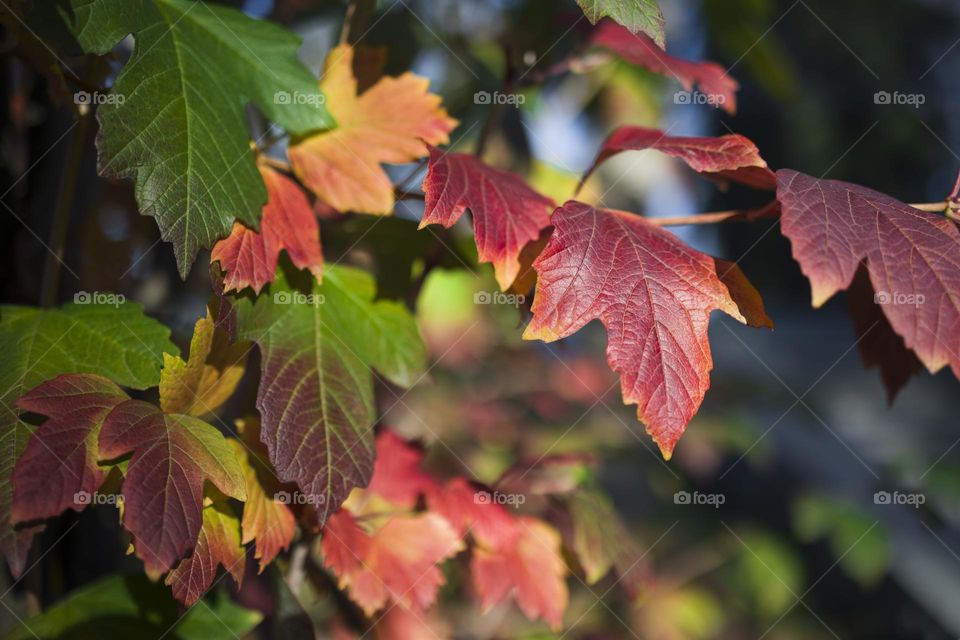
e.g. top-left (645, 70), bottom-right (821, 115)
top-left (320, 432), bottom-right (569, 630)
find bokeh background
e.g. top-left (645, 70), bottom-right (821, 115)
top-left (3, 0), bottom-right (960, 638)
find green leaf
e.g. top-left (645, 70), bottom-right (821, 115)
top-left (5, 574), bottom-right (262, 640)
top-left (0, 301), bottom-right (177, 576)
top-left (734, 530), bottom-right (804, 618)
top-left (65, 0), bottom-right (334, 276)
top-left (793, 494), bottom-right (889, 588)
top-left (576, 0), bottom-right (665, 48)
top-left (235, 264), bottom-right (426, 524)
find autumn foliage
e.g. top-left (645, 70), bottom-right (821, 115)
top-left (2, 1), bottom-right (959, 638)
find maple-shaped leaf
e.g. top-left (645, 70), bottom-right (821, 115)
top-left (320, 510), bottom-right (463, 616)
top-left (777, 169), bottom-right (960, 383)
top-left (235, 266), bottom-right (427, 525)
top-left (472, 519), bottom-right (568, 631)
top-left (159, 312), bottom-right (247, 417)
top-left (98, 400), bottom-right (245, 576)
top-left (12, 374), bottom-right (128, 524)
top-left (229, 422), bottom-right (295, 573)
top-left (523, 201), bottom-right (771, 458)
top-left (289, 44), bottom-right (457, 215)
top-left (420, 147), bottom-right (556, 290)
top-left (0, 301), bottom-right (175, 576)
top-left (576, 0), bottom-right (665, 48)
top-left (581, 126), bottom-right (776, 191)
top-left (165, 495), bottom-right (245, 606)
top-left (590, 20), bottom-right (738, 114)
top-left (212, 165), bottom-right (324, 294)
top-left (67, 0), bottom-right (333, 276)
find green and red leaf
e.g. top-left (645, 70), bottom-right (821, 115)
top-left (12, 374), bottom-right (128, 524)
top-left (235, 266), bottom-right (426, 526)
top-left (98, 400), bottom-right (245, 577)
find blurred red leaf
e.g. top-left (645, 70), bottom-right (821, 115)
top-left (590, 21), bottom-right (738, 114)
top-left (320, 510), bottom-right (463, 616)
top-left (581, 126), bottom-right (776, 191)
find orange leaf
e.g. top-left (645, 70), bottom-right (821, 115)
top-left (289, 44), bottom-right (457, 214)
top-left (229, 436), bottom-right (295, 574)
top-left (212, 165), bottom-right (323, 294)
top-left (472, 519), bottom-right (568, 631)
top-left (321, 510), bottom-right (463, 616)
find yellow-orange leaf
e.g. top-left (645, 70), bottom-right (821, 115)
top-left (229, 432), bottom-right (295, 573)
top-left (159, 312), bottom-right (247, 417)
top-left (289, 44), bottom-right (457, 214)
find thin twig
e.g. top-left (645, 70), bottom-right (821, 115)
top-left (40, 114), bottom-right (90, 307)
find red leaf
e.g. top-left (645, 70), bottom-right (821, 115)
top-left (777, 169), bottom-right (960, 382)
top-left (212, 165), bottom-right (323, 294)
top-left (12, 374), bottom-right (128, 524)
top-left (847, 267), bottom-right (923, 402)
top-left (420, 147), bottom-right (555, 290)
top-left (426, 478), bottom-right (568, 628)
top-left (590, 21), bottom-right (738, 114)
top-left (165, 497), bottom-right (245, 606)
top-left (364, 431), bottom-right (436, 509)
top-left (320, 510), bottom-right (463, 616)
top-left (426, 478), bottom-right (519, 549)
top-left (581, 126), bottom-right (776, 191)
top-left (98, 400), bottom-right (246, 577)
top-left (524, 201), bottom-right (771, 458)
top-left (472, 519), bottom-right (568, 631)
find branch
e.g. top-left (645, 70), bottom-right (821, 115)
top-left (40, 114), bottom-right (90, 307)
top-left (339, 0), bottom-right (376, 46)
